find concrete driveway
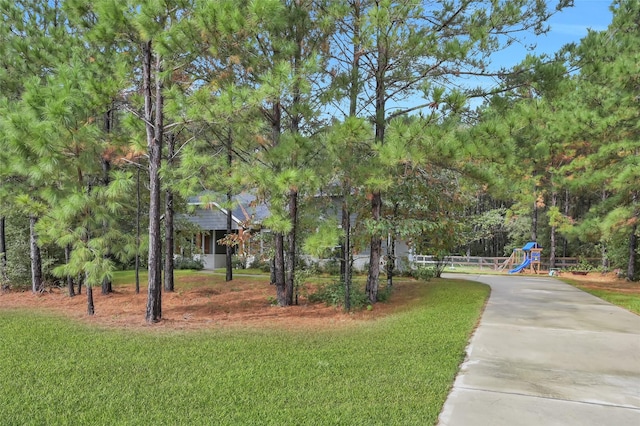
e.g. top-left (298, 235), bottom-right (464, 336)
top-left (437, 274), bottom-right (640, 426)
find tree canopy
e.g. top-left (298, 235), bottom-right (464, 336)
top-left (1, 0), bottom-right (637, 322)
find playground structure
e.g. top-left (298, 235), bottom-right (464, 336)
top-left (505, 242), bottom-right (542, 274)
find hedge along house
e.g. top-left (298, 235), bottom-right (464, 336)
top-left (180, 193), bottom-right (270, 270)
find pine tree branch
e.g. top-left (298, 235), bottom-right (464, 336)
top-left (123, 105), bottom-right (154, 129)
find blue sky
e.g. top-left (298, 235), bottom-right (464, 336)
top-left (371, 1), bottom-right (617, 115)
top-left (454, 1), bottom-right (616, 104)
top-left (498, 0), bottom-right (614, 67)
top-left (537, 0), bottom-right (613, 53)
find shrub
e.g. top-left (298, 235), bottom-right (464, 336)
top-left (232, 255), bottom-right (251, 269)
top-left (321, 258), bottom-right (341, 276)
top-left (259, 262), bottom-right (271, 273)
top-left (411, 266), bottom-right (436, 281)
top-left (309, 280), bottom-right (369, 310)
top-left (377, 286), bottom-right (392, 302)
top-left (569, 257), bottom-right (595, 272)
top-left (301, 260), bottom-right (321, 276)
top-left (249, 257), bottom-right (270, 272)
top-left (431, 255), bottom-right (451, 277)
top-left (174, 256), bottom-right (204, 271)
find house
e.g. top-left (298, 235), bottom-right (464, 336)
top-left (179, 193), bottom-right (269, 270)
top-left (181, 192), bottom-right (412, 272)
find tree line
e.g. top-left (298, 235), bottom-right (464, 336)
top-left (1, 1), bottom-right (637, 323)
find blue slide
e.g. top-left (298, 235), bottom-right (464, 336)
top-left (508, 258), bottom-right (531, 274)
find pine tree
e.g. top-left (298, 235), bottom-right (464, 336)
top-left (323, 117), bottom-right (374, 310)
top-left (562, 0), bottom-right (640, 280)
top-left (327, 0), bottom-right (571, 302)
top-left (70, 0), bottom-right (200, 320)
top-left (0, 0), bottom-right (73, 293)
top-left (215, 0), bottom-right (332, 306)
top-left (1, 18), bottom-right (133, 309)
top-left (180, 0), bottom-right (258, 282)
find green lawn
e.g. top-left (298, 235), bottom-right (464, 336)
top-left (573, 286), bottom-right (640, 315)
top-left (0, 279), bottom-right (488, 425)
top-left (212, 267), bottom-right (270, 276)
top-left (559, 277), bottom-right (640, 315)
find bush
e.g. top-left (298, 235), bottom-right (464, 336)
top-left (431, 255), bottom-right (451, 277)
top-left (174, 256), bottom-right (204, 271)
top-left (309, 280), bottom-right (369, 310)
top-left (300, 258), bottom-right (341, 276)
top-left (249, 257), bottom-right (270, 272)
top-left (569, 257), bottom-right (595, 272)
top-left (231, 255), bottom-right (248, 269)
top-left (411, 266), bottom-right (436, 281)
top-left (319, 258), bottom-right (341, 276)
top-left (259, 261), bottom-right (271, 273)
top-left (300, 260), bottom-right (321, 276)
top-left (377, 286), bottom-right (392, 302)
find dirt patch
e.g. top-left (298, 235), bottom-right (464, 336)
top-left (558, 271), bottom-right (640, 295)
top-left (0, 277), bottom-right (426, 331)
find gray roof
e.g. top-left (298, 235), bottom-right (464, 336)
top-left (184, 207), bottom-right (240, 231)
top-left (232, 193), bottom-right (270, 224)
top-left (186, 192), bottom-right (270, 230)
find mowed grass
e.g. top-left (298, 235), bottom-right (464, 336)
top-left (559, 277), bottom-right (640, 315)
top-left (571, 286), bottom-right (640, 315)
top-left (0, 279), bottom-right (489, 425)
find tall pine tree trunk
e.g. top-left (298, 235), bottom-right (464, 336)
top-left (164, 133), bottom-right (175, 292)
top-left (135, 166), bottom-right (141, 294)
top-left (101, 108), bottom-right (113, 295)
top-left (29, 215), bottom-right (43, 293)
top-left (531, 194), bottom-right (538, 242)
top-left (225, 129), bottom-right (233, 282)
top-left (339, 238), bottom-right (346, 283)
top-left (86, 281), bottom-right (94, 316)
top-left (275, 233), bottom-right (286, 306)
top-left (100, 195), bottom-right (112, 293)
top-left (387, 233), bottom-right (395, 289)
top-left (0, 216), bottom-right (7, 282)
top-left (366, 30), bottom-right (387, 304)
top-left (342, 5), bottom-right (360, 309)
top-left (342, 194), bottom-right (352, 312)
top-left (628, 223), bottom-right (637, 281)
top-left (143, 40), bottom-right (163, 323)
top-left (549, 191), bottom-right (557, 269)
top-left (367, 193), bottom-right (382, 304)
top-left (563, 189), bottom-right (570, 257)
top-left (269, 100), bottom-right (286, 306)
top-left (601, 189), bottom-right (609, 271)
top-left (285, 190), bottom-right (298, 305)
top-left (386, 203), bottom-right (398, 289)
top-left (628, 192), bottom-right (638, 281)
top-left (283, 19), bottom-right (304, 307)
top-left (226, 191), bottom-right (233, 282)
top-left (65, 244), bottom-right (75, 297)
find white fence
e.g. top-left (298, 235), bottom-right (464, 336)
top-left (410, 255), bottom-right (600, 271)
